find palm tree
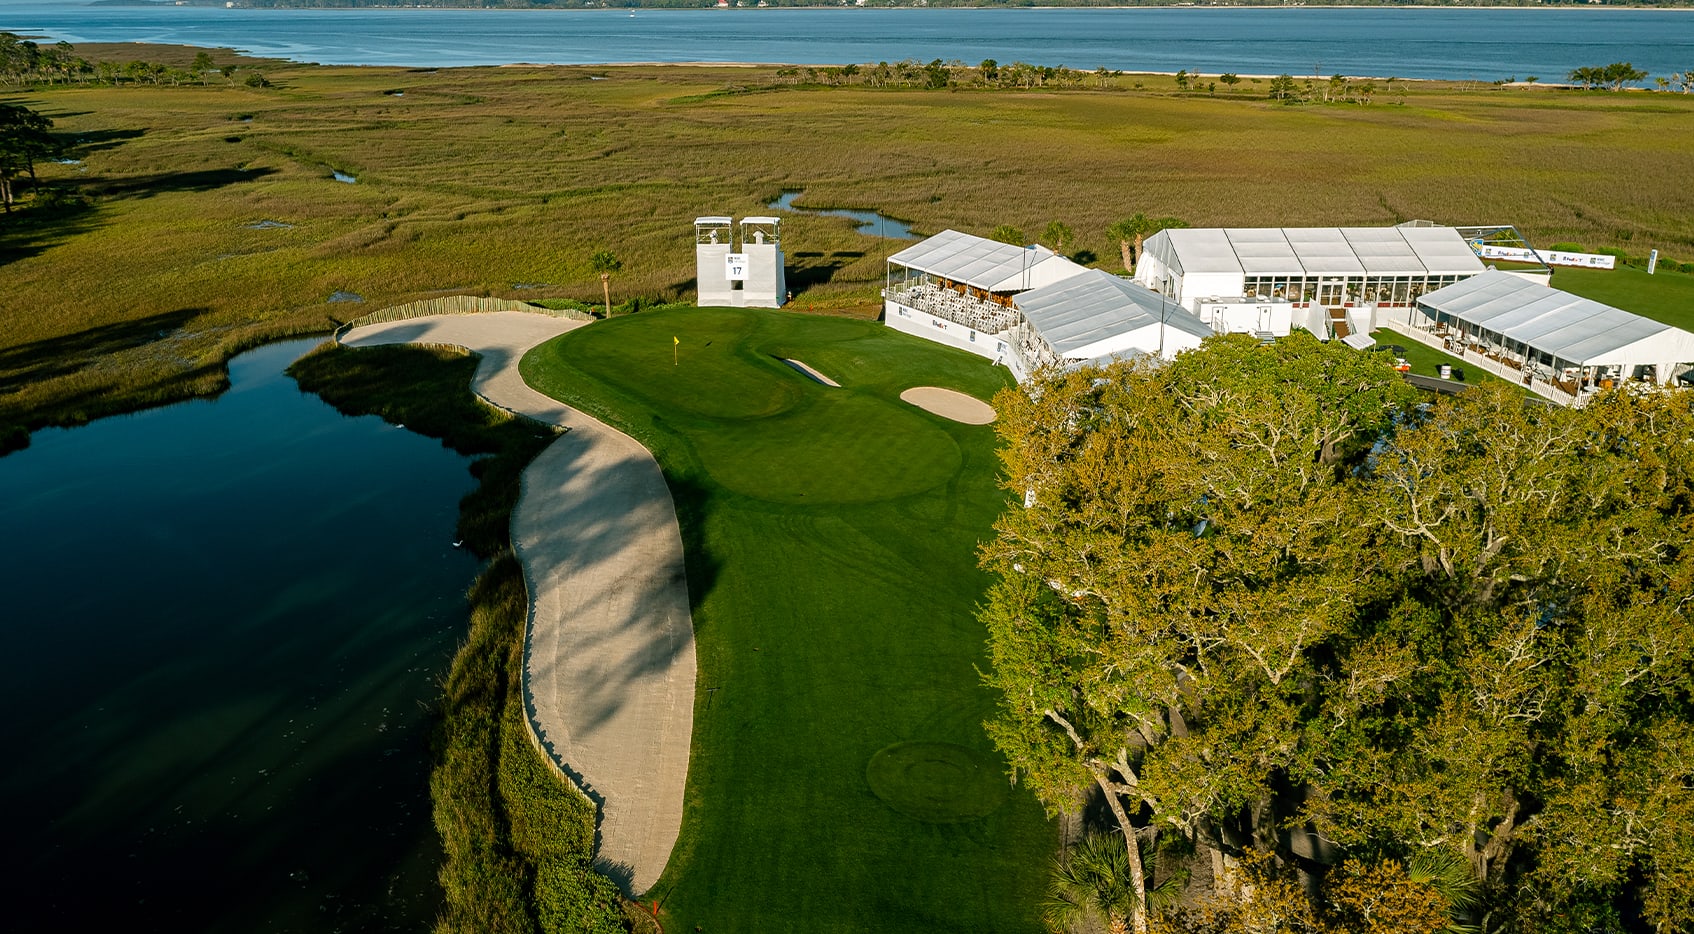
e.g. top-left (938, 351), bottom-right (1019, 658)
top-left (1042, 220), bottom-right (1075, 257)
top-left (990, 224), bottom-right (1026, 246)
top-left (1107, 214), bottom-right (1189, 273)
top-left (1042, 832), bottom-right (1183, 934)
top-left (589, 249), bottom-right (622, 317)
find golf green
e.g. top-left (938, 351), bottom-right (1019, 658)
top-left (520, 307), bottom-right (1054, 933)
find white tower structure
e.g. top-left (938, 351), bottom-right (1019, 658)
top-left (694, 216), bottom-right (735, 306)
top-left (694, 215), bottom-right (787, 308)
top-left (738, 216), bottom-right (786, 308)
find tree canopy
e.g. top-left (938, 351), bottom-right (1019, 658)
top-left (0, 100), bottom-right (58, 213)
top-left (981, 336), bottom-right (1694, 933)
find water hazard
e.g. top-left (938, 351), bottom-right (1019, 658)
top-left (0, 339), bottom-right (479, 931)
top-left (769, 191), bottom-right (915, 240)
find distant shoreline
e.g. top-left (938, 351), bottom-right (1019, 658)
top-left (62, 2), bottom-right (1694, 10)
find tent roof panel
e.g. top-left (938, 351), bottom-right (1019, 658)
top-left (1419, 271), bottom-right (1691, 365)
top-left (1155, 228), bottom-right (1243, 275)
top-left (1397, 225), bottom-right (1488, 275)
top-left (889, 229), bottom-right (1065, 291)
top-left (1223, 229), bottom-right (1301, 275)
top-left (1016, 269), bottom-right (1212, 355)
top-left (1281, 228), bottom-right (1366, 275)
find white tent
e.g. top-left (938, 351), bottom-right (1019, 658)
top-left (1134, 225), bottom-right (1487, 311)
top-left (1014, 269), bottom-right (1212, 365)
top-left (1417, 271), bottom-right (1694, 385)
top-left (887, 229), bottom-right (1084, 293)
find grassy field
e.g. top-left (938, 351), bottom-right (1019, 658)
top-left (5, 57), bottom-right (1694, 445)
top-left (519, 307), bottom-right (1053, 933)
top-left (1548, 264), bottom-right (1694, 331)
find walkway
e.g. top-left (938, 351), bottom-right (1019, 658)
top-left (341, 312), bottom-right (696, 896)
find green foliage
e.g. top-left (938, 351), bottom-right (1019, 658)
top-left (981, 337), bottom-right (1694, 931)
top-left (520, 307), bottom-right (1053, 933)
top-left (991, 223), bottom-right (1028, 246)
top-left (1042, 219), bottom-right (1075, 256)
top-left (0, 100), bottom-right (58, 211)
top-left (1568, 62), bottom-right (1649, 91)
top-left (588, 249), bottom-right (622, 275)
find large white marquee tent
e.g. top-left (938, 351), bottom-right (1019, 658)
top-left (1133, 225), bottom-right (1487, 313)
top-left (1412, 271), bottom-right (1694, 392)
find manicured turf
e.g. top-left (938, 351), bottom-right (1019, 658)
top-left (1374, 326), bottom-right (1513, 390)
top-left (519, 307), bottom-right (1053, 934)
top-left (1548, 265), bottom-right (1694, 331)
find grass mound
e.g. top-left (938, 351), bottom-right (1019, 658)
top-left (521, 306), bottom-right (1054, 934)
top-left (866, 741), bottom-right (1011, 824)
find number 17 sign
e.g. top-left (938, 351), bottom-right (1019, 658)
top-left (725, 253), bottom-right (749, 281)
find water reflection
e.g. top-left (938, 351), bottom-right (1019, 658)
top-left (0, 339), bottom-right (478, 931)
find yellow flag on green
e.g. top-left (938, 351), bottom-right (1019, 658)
top-left (673, 336), bottom-right (679, 345)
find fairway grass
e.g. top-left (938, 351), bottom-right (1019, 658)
top-left (519, 307), bottom-right (1052, 933)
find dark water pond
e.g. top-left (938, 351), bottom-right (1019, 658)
top-left (0, 338), bottom-right (479, 931)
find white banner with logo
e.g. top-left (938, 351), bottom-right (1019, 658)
top-left (1475, 244), bottom-right (1616, 270)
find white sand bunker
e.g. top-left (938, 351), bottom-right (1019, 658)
top-left (900, 387), bottom-right (996, 425)
top-left (782, 358), bottom-right (840, 387)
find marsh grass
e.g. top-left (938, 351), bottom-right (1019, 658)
top-left (287, 343), bottom-right (626, 934)
top-left (5, 59), bottom-right (1693, 447)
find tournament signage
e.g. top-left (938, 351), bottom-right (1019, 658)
top-left (1475, 243), bottom-right (1616, 270)
top-left (725, 253), bottom-right (749, 281)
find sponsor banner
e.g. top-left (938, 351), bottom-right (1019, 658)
top-left (1475, 243), bottom-right (1616, 270)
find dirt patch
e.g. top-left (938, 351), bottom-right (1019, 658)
top-left (899, 387), bottom-right (995, 425)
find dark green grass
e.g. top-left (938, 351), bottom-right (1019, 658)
top-left (519, 307), bottom-right (1054, 934)
top-left (1373, 327), bottom-right (1513, 390)
top-left (1549, 265), bottom-right (1694, 331)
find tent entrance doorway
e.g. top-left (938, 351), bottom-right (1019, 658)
top-left (1318, 280), bottom-right (1346, 307)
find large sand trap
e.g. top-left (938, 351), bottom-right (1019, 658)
top-left (900, 386), bottom-right (996, 425)
top-left (342, 312), bottom-right (695, 897)
top-left (781, 357), bottom-right (840, 387)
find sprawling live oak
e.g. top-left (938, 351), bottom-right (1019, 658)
top-left (981, 335), bottom-right (1694, 934)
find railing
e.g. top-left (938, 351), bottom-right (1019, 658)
top-left (1389, 325), bottom-right (1576, 405)
top-left (335, 294), bottom-right (594, 342)
top-left (884, 283), bottom-right (1019, 334)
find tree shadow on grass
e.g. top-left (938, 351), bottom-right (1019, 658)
top-left (786, 250), bottom-right (866, 291)
top-left (0, 307), bottom-right (207, 395)
top-left (0, 197), bottom-right (104, 267)
top-left (59, 126), bottom-right (146, 156)
top-left (75, 165), bottom-right (278, 200)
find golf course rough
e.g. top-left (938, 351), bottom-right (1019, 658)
top-left (519, 307), bottom-right (1056, 934)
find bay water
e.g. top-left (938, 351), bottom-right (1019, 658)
top-left (1, 4), bottom-right (1690, 81)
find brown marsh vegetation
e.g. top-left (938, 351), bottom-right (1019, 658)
top-left (4, 55), bottom-right (1693, 444)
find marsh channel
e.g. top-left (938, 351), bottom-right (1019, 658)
top-left (0, 338), bottom-right (480, 931)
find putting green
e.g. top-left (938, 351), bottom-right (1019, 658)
top-left (519, 306), bottom-right (1053, 934)
top-left (866, 741), bottom-right (1010, 823)
top-left (527, 308), bottom-right (967, 505)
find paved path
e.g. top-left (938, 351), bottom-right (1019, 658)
top-left (342, 312), bottom-right (696, 896)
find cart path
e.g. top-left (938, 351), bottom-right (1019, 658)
top-left (341, 312), bottom-right (695, 896)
